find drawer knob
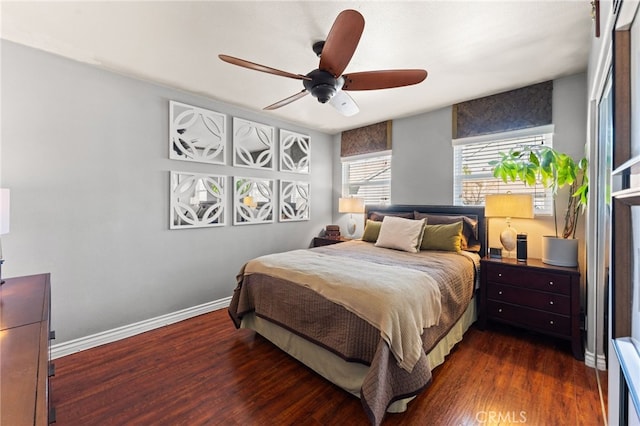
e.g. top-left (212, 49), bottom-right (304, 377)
top-left (549, 320), bottom-right (554, 325)
top-left (498, 290), bottom-right (503, 295)
top-left (498, 273), bottom-right (503, 277)
top-left (549, 301), bottom-right (554, 305)
top-left (498, 308), bottom-right (503, 313)
top-left (549, 281), bottom-right (554, 286)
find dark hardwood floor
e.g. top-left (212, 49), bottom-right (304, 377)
top-left (51, 309), bottom-right (606, 425)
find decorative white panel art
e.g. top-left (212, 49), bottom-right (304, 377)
top-left (233, 177), bottom-right (274, 225)
top-left (170, 171), bottom-right (226, 229)
top-left (233, 118), bottom-right (275, 170)
top-left (279, 130), bottom-right (310, 174)
top-left (280, 180), bottom-right (310, 222)
top-left (170, 101), bottom-right (227, 165)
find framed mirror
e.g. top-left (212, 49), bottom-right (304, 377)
top-left (280, 180), bottom-right (310, 222)
top-left (233, 177), bottom-right (274, 225)
top-left (280, 130), bottom-right (310, 173)
top-left (170, 171), bottom-right (226, 229)
top-left (169, 101), bottom-right (227, 165)
top-left (233, 118), bottom-right (275, 170)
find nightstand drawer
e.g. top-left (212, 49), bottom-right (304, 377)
top-left (486, 301), bottom-right (571, 336)
top-left (485, 264), bottom-right (570, 295)
top-left (487, 283), bottom-right (571, 315)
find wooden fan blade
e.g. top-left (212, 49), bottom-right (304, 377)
top-left (342, 69), bottom-right (428, 90)
top-left (219, 54), bottom-right (311, 81)
top-left (319, 10), bottom-right (365, 77)
top-left (264, 90), bottom-right (309, 110)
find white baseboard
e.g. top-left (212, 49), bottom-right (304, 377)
top-left (596, 353), bottom-right (607, 371)
top-left (585, 349), bottom-right (608, 371)
top-left (51, 297), bottom-right (232, 359)
top-left (585, 350), bottom-right (596, 368)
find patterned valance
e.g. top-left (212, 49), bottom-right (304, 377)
top-left (452, 81), bottom-right (552, 139)
top-left (341, 121), bottom-right (392, 157)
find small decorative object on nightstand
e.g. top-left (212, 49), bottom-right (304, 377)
top-left (324, 225), bottom-right (341, 240)
top-left (488, 247), bottom-right (503, 259)
top-left (516, 233), bottom-right (528, 261)
top-left (479, 256), bottom-right (583, 360)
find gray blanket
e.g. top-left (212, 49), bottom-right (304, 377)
top-left (229, 241), bottom-right (477, 425)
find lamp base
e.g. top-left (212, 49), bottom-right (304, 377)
top-left (500, 226), bottom-right (518, 254)
top-left (346, 217), bottom-right (357, 237)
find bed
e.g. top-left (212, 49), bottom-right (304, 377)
top-left (229, 205), bottom-right (486, 425)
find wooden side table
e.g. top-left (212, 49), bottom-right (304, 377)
top-left (312, 236), bottom-right (349, 247)
top-left (479, 257), bottom-right (583, 360)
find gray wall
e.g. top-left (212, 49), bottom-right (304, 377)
top-left (391, 107), bottom-right (454, 205)
top-left (1, 40), bottom-right (334, 344)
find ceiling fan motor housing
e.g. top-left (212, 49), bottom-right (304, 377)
top-left (304, 69), bottom-right (341, 103)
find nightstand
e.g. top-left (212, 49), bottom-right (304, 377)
top-left (312, 236), bottom-right (349, 247)
top-left (479, 257), bottom-right (583, 360)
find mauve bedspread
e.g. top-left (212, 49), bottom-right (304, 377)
top-left (228, 240), bottom-right (478, 425)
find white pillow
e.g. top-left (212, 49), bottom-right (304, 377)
top-left (375, 216), bottom-right (426, 253)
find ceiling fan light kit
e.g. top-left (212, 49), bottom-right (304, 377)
top-left (219, 9), bottom-right (427, 116)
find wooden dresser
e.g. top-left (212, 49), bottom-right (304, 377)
top-left (0, 273), bottom-right (55, 425)
top-left (479, 257), bottom-right (582, 360)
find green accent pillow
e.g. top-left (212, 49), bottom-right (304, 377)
top-left (420, 221), bottom-right (463, 252)
top-left (362, 220), bottom-right (382, 242)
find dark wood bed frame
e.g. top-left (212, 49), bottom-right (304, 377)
top-left (363, 204), bottom-right (487, 258)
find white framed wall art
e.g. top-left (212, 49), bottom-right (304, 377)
top-left (279, 180), bottom-right (310, 222)
top-left (279, 130), bottom-right (310, 174)
top-left (233, 117), bottom-right (275, 170)
top-left (169, 101), bottom-right (227, 165)
top-left (233, 176), bottom-right (274, 225)
top-left (170, 171), bottom-right (226, 229)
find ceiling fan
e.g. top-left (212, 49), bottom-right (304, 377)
top-left (218, 9), bottom-right (428, 117)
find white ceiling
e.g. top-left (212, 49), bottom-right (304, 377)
top-left (1, 1), bottom-right (593, 134)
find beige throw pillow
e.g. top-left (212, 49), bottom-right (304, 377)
top-left (375, 216), bottom-right (426, 253)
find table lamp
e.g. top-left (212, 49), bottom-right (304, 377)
top-left (338, 197), bottom-right (365, 237)
top-left (485, 193), bottom-right (533, 257)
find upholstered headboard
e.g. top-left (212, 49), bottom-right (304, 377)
top-left (364, 204), bottom-right (486, 258)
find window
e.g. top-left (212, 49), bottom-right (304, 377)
top-left (453, 126), bottom-right (554, 214)
top-left (342, 152), bottom-right (391, 205)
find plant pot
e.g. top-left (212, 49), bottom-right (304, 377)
top-left (542, 236), bottom-right (579, 267)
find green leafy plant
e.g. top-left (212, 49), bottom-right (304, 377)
top-left (489, 146), bottom-right (588, 239)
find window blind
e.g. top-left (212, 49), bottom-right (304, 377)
top-left (342, 153), bottom-right (391, 205)
top-left (453, 131), bottom-right (553, 214)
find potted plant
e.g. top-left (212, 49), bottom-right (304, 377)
top-left (490, 145), bottom-right (588, 267)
